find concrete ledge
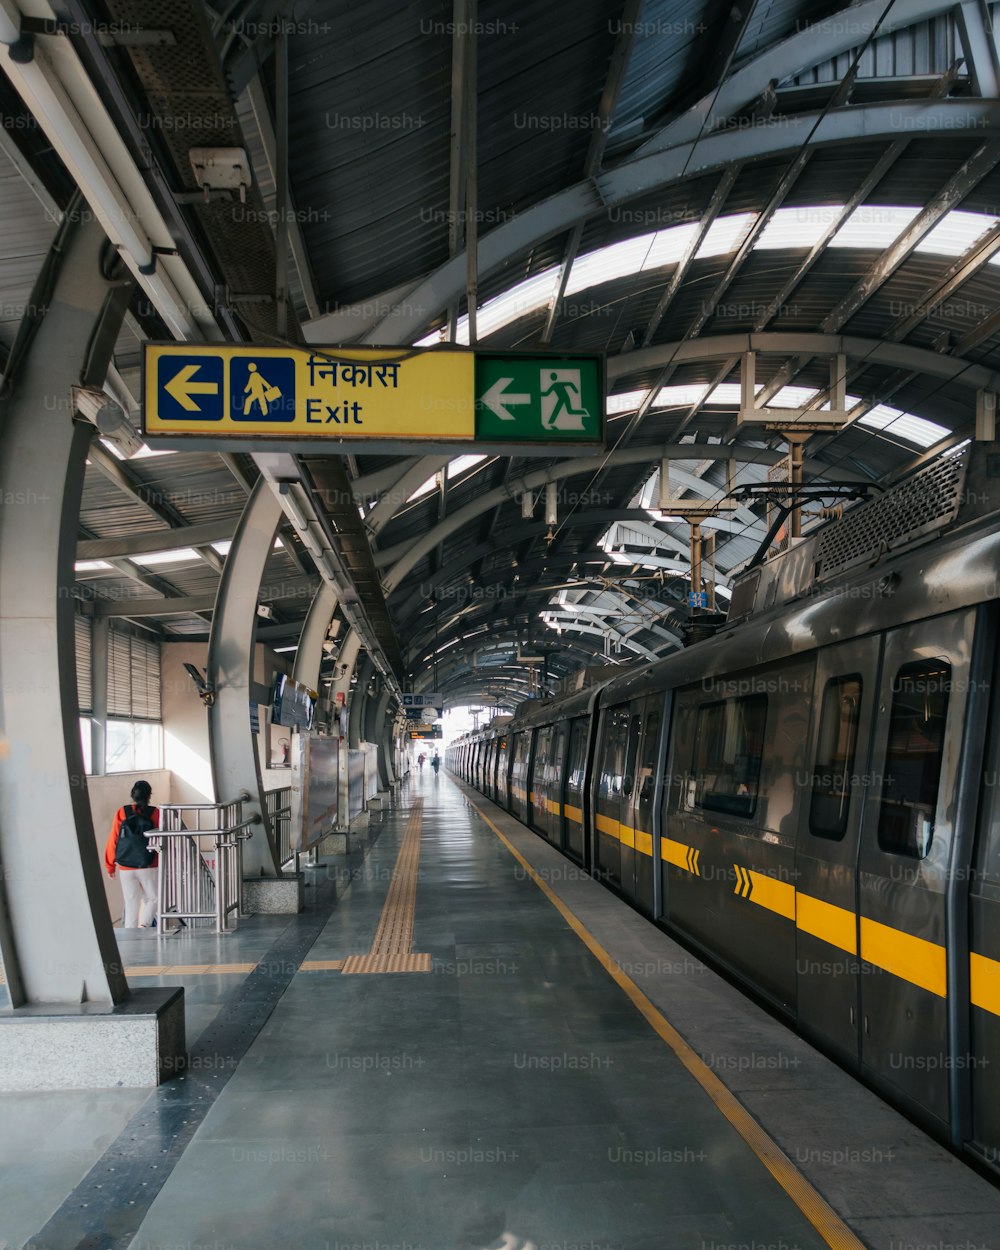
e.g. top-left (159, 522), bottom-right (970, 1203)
top-left (0, 987), bottom-right (184, 1090)
top-left (242, 873), bottom-right (304, 914)
top-left (317, 831), bottom-right (349, 854)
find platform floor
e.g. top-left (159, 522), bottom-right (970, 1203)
top-left (4, 773), bottom-right (1000, 1250)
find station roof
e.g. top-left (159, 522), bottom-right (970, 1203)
top-left (3, 0), bottom-right (1000, 709)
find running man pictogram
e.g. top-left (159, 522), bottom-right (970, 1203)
top-left (243, 362), bottom-right (282, 416)
top-left (540, 368), bottom-right (589, 431)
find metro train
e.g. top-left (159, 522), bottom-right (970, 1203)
top-left (447, 442), bottom-right (1000, 1173)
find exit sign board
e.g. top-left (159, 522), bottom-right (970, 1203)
top-left (474, 353), bottom-right (604, 445)
top-left (142, 344), bottom-right (604, 455)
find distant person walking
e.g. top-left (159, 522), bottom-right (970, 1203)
top-left (431, 752), bottom-right (441, 775)
top-left (104, 780), bottom-right (160, 929)
top-left (417, 752), bottom-right (426, 771)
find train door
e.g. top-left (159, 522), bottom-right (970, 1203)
top-left (483, 741), bottom-right (494, 797)
top-left (530, 726), bottom-right (552, 833)
top-left (594, 705), bottom-right (629, 888)
top-left (794, 638), bottom-right (879, 1063)
top-left (564, 716), bottom-right (589, 862)
top-left (495, 738), bottom-right (509, 807)
top-left (510, 732), bottom-right (531, 822)
top-left (857, 611), bottom-right (981, 1133)
top-left (549, 721), bottom-right (568, 851)
top-left (617, 708), bottom-right (643, 904)
top-left (624, 697), bottom-right (663, 917)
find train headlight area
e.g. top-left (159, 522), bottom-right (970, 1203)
top-left (8, 0), bottom-right (1000, 1244)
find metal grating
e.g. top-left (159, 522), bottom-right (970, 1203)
top-left (816, 449), bottom-right (968, 579)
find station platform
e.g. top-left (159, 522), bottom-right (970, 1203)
top-left (4, 774), bottom-right (1000, 1250)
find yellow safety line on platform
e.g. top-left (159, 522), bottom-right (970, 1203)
top-left (341, 798), bottom-right (432, 974)
top-left (300, 959), bottom-right (345, 971)
top-left (466, 793), bottom-right (867, 1250)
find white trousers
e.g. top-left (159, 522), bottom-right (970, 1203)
top-left (120, 867), bottom-right (159, 928)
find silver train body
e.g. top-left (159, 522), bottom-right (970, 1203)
top-left (448, 443), bottom-right (1000, 1172)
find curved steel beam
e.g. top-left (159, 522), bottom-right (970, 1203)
top-left (360, 100), bottom-right (1000, 343)
top-left (411, 622), bottom-right (608, 674)
top-left (637, 0), bottom-right (960, 155)
top-left (375, 445), bottom-right (814, 585)
top-left (207, 480), bottom-right (283, 876)
top-left (605, 332), bottom-right (1000, 392)
top-left (0, 215), bottom-right (131, 1006)
top-left (402, 571), bottom-right (685, 664)
top-left (365, 455), bottom-right (452, 533)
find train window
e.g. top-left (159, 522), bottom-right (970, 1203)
top-left (692, 695), bottom-right (767, 818)
top-left (622, 714), bottom-right (641, 796)
top-left (809, 675), bottom-right (863, 841)
top-left (639, 710), bottom-right (661, 804)
top-left (567, 719), bottom-right (588, 792)
top-left (877, 659), bottom-right (951, 859)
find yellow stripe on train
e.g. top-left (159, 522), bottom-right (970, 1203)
top-left (795, 893), bottom-right (857, 955)
top-left (860, 916), bottom-right (947, 999)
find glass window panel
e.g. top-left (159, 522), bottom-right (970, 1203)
top-left (877, 660), bottom-right (951, 859)
top-left (692, 695), bottom-right (767, 818)
top-left (809, 675), bottom-right (863, 840)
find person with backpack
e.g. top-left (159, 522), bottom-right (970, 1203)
top-left (104, 780), bottom-right (160, 929)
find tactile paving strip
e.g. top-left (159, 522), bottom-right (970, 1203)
top-left (341, 799), bottom-right (431, 974)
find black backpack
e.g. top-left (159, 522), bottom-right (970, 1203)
top-left (115, 805), bottom-right (156, 868)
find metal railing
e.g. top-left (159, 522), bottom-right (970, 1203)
top-left (151, 794), bottom-right (260, 933)
top-left (266, 786), bottom-right (294, 868)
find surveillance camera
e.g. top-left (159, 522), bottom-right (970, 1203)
top-left (74, 387), bottom-right (144, 457)
top-left (183, 662), bottom-right (216, 707)
top-left (257, 603), bottom-right (274, 620)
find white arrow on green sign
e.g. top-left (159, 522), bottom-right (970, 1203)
top-left (480, 378), bottom-right (531, 421)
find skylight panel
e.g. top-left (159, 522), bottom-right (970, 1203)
top-left (129, 445), bottom-right (176, 458)
top-left (829, 206), bottom-right (920, 249)
top-left (447, 454), bottom-right (487, 479)
top-left (770, 385), bottom-right (819, 408)
top-left (565, 235), bottom-right (658, 294)
top-left (695, 213), bottom-right (757, 258)
top-left (407, 475), bottom-right (439, 503)
top-left (607, 390), bottom-right (649, 414)
top-left (75, 560), bottom-right (113, 573)
top-left (754, 205), bottom-right (844, 250)
top-left (652, 384), bottom-right (710, 407)
top-left (130, 548), bottom-right (200, 566)
top-left (857, 404), bottom-right (950, 448)
top-left (705, 383), bottom-right (744, 405)
top-left (476, 269), bottom-right (559, 336)
top-left (640, 222), bottom-right (700, 269)
top-left (915, 210), bottom-right (999, 257)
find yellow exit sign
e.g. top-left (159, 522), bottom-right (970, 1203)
top-left (143, 344), bottom-right (475, 441)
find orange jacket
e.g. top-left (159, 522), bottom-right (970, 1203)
top-left (105, 804), bottom-right (160, 874)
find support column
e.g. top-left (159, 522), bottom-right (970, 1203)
top-left (207, 481), bottom-right (301, 912)
top-left (90, 616), bottom-right (108, 776)
top-left (292, 581), bottom-right (338, 691)
top-left (348, 656), bottom-right (372, 750)
top-left (0, 213), bottom-right (182, 1084)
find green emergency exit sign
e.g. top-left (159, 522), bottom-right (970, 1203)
top-left (475, 353), bottom-right (604, 444)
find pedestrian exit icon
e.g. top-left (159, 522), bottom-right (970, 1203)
top-left (540, 368), bottom-right (589, 431)
top-left (475, 354), bottom-right (603, 444)
top-left (229, 356), bottom-right (296, 422)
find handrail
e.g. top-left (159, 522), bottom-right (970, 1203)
top-left (152, 795), bottom-right (260, 933)
top-left (265, 786), bottom-right (295, 869)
